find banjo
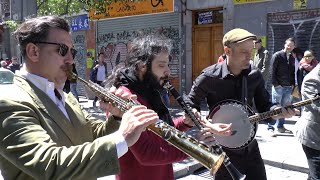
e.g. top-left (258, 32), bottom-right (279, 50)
top-left (208, 94), bottom-right (320, 149)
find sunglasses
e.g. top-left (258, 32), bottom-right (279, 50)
top-left (304, 55), bottom-right (313, 58)
top-left (33, 42), bottom-right (77, 59)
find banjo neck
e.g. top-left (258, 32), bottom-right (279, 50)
top-left (249, 95), bottom-right (320, 123)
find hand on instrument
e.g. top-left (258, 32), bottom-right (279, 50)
top-left (120, 105), bottom-right (159, 147)
top-left (200, 118), bottom-right (232, 136)
top-left (100, 86), bottom-right (137, 118)
top-left (182, 108), bottom-right (200, 127)
top-left (271, 106), bottom-right (298, 120)
top-left (195, 128), bottom-right (216, 147)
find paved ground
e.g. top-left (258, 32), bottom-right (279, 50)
top-left (178, 165), bottom-right (308, 180)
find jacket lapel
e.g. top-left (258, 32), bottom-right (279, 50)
top-left (14, 76), bottom-right (77, 144)
top-left (65, 94), bottom-right (93, 143)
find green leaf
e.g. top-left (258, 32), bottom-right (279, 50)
top-left (37, 0), bottom-right (111, 16)
top-left (4, 20), bottom-right (19, 31)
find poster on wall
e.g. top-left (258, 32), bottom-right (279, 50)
top-left (293, 0), bottom-right (307, 10)
top-left (89, 0), bottom-right (174, 20)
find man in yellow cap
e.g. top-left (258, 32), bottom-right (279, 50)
top-left (186, 28), bottom-right (296, 180)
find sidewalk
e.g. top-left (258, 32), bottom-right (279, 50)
top-left (79, 97), bottom-right (309, 179)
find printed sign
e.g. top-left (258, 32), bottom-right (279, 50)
top-left (293, 0), bottom-right (307, 10)
top-left (198, 11), bottom-right (213, 25)
top-left (89, 0), bottom-right (174, 20)
top-left (71, 15), bottom-right (89, 32)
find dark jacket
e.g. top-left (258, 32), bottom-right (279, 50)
top-left (186, 60), bottom-right (271, 180)
top-left (187, 61), bottom-right (272, 113)
top-left (271, 50), bottom-right (295, 87)
top-left (8, 63), bottom-right (20, 73)
top-left (90, 62), bottom-right (107, 83)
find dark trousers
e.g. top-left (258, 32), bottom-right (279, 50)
top-left (302, 144), bottom-right (320, 180)
top-left (93, 81), bottom-right (103, 104)
top-left (215, 140), bottom-right (267, 180)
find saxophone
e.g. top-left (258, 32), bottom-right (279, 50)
top-left (66, 70), bottom-right (225, 175)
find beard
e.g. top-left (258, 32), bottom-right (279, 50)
top-left (142, 69), bottom-right (168, 90)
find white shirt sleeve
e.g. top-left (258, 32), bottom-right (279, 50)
top-left (109, 130), bottom-right (128, 158)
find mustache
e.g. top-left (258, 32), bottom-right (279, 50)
top-left (160, 76), bottom-right (169, 81)
top-left (61, 64), bottom-right (73, 72)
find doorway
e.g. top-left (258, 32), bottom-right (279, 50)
top-left (192, 9), bottom-right (223, 80)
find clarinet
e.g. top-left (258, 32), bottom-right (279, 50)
top-left (164, 80), bottom-right (246, 180)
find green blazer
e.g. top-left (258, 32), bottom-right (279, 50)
top-left (0, 75), bottom-right (120, 180)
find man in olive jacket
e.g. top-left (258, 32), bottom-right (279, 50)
top-left (0, 16), bottom-right (158, 180)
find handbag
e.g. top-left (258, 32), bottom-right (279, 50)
top-left (292, 86), bottom-right (301, 98)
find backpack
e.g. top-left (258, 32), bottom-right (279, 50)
top-left (89, 68), bottom-right (98, 83)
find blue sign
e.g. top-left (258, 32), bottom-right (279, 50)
top-left (198, 11), bottom-right (213, 25)
top-left (71, 15), bottom-right (89, 32)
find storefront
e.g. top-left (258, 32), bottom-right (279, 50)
top-left (91, 0), bottom-right (183, 104)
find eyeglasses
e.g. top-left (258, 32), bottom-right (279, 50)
top-left (33, 41), bottom-right (77, 59)
top-left (304, 55), bottom-right (313, 59)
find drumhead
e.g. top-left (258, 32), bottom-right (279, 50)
top-left (210, 102), bottom-right (253, 149)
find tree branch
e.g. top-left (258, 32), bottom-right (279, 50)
top-left (37, 0), bottom-right (47, 10)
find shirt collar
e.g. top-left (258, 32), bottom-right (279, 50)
top-left (221, 59), bottom-right (232, 78)
top-left (16, 67), bottom-right (66, 105)
top-left (221, 58), bottom-right (251, 79)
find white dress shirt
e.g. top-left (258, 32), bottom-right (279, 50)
top-left (16, 67), bottom-right (128, 158)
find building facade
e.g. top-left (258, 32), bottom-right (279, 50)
top-left (183, 0), bottom-right (320, 93)
top-left (0, 0), bottom-right (37, 61)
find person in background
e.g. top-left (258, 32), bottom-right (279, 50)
top-left (91, 52), bottom-right (108, 107)
top-left (269, 37), bottom-right (296, 134)
top-left (0, 60), bottom-right (7, 68)
top-left (186, 28), bottom-right (296, 180)
top-left (0, 15), bottom-right (158, 180)
top-left (5, 57), bottom-right (11, 67)
top-left (253, 38), bottom-right (269, 83)
top-left (8, 56), bottom-right (21, 73)
top-left (298, 50), bottom-right (318, 90)
top-left (0, 60), bottom-right (14, 84)
top-left (291, 48), bottom-right (303, 100)
top-left (69, 63), bottom-right (79, 101)
top-left (295, 64), bottom-right (320, 180)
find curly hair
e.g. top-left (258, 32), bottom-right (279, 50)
top-left (105, 34), bottom-right (172, 88)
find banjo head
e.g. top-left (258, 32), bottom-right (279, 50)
top-left (209, 101), bottom-right (255, 149)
